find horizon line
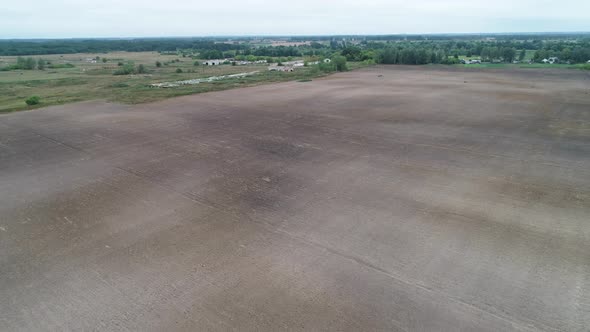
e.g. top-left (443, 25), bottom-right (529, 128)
top-left (2, 31), bottom-right (590, 40)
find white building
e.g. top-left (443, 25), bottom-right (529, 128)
top-left (203, 59), bottom-right (224, 66)
top-left (542, 57), bottom-right (559, 64)
top-left (268, 66), bottom-right (294, 72)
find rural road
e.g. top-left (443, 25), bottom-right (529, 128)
top-left (1, 66), bottom-right (589, 331)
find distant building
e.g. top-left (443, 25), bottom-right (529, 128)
top-left (542, 57), bottom-right (559, 64)
top-left (268, 66), bottom-right (294, 72)
top-left (281, 60), bottom-right (304, 67)
top-left (203, 60), bottom-right (223, 66)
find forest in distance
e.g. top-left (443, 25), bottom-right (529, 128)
top-left (1, 33), bottom-right (590, 66)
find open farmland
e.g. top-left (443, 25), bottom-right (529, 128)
top-left (1, 66), bottom-right (589, 331)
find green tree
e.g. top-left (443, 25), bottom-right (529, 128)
top-left (113, 61), bottom-right (135, 75)
top-left (37, 58), bottom-right (46, 70)
top-left (102, 57), bottom-right (107, 63)
top-left (16, 56), bottom-right (26, 69)
top-left (332, 56), bottom-right (348, 71)
top-left (156, 61), bottom-right (162, 67)
top-left (341, 46), bottom-right (362, 61)
top-left (176, 68), bottom-right (183, 73)
top-left (502, 47), bottom-right (516, 62)
top-left (136, 64), bottom-right (146, 74)
top-left (519, 49), bottom-right (526, 61)
top-left (25, 57), bottom-right (36, 70)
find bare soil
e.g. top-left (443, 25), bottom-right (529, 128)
top-left (1, 66), bottom-right (589, 331)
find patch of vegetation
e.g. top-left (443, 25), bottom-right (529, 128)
top-left (48, 63), bottom-right (75, 69)
top-left (317, 56), bottom-right (348, 73)
top-left (113, 62), bottom-right (135, 75)
top-left (110, 82), bottom-right (130, 88)
top-left (113, 62), bottom-right (147, 75)
top-left (37, 59), bottom-right (46, 70)
top-left (25, 96), bottom-right (41, 105)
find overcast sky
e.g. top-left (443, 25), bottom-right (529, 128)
top-left (2, 0), bottom-right (589, 38)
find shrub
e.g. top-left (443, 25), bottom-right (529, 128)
top-left (14, 56), bottom-right (36, 69)
top-left (441, 57), bottom-right (461, 65)
top-left (102, 58), bottom-right (107, 63)
top-left (193, 61), bottom-right (200, 66)
top-left (25, 57), bottom-right (36, 70)
top-left (318, 61), bottom-right (335, 73)
top-left (175, 68), bottom-right (183, 73)
top-left (113, 62), bottom-right (135, 75)
top-left (48, 63), bottom-right (75, 69)
top-left (110, 82), bottom-right (129, 88)
top-left (136, 64), bottom-right (147, 74)
top-left (332, 56), bottom-right (348, 71)
top-left (156, 61), bottom-right (162, 67)
top-left (37, 58), bottom-right (46, 70)
top-left (25, 96), bottom-right (41, 105)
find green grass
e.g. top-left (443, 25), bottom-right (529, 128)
top-left (0, 52), bottom-right (363, 113)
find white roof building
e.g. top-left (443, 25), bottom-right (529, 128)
top-left (203, 59), bottom-right (225, 66)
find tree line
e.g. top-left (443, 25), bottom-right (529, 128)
top-left (2, 36), bottom-right (589, 68)
top-left (0, 56), bottom-right (49, 70)
top-left (0, 39), bottom-right (246, 56)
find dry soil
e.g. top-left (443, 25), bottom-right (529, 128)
top-left (1, 66), bottom-right (589, 331)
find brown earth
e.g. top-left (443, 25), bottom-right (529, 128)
top-left (1, 66), bottom-right (589, 331)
